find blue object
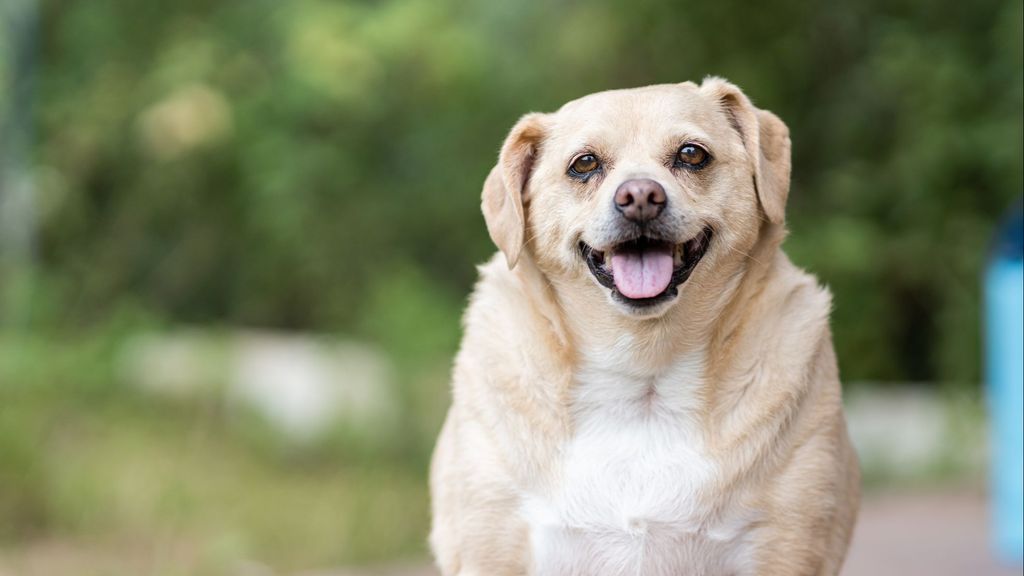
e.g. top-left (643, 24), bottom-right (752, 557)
top-left (986, 198), bottom-right (1024, 565)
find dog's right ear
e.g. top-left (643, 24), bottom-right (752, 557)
top-left (482, 113), bottom-right (547, 269)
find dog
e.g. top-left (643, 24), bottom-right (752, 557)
top-left (429, 78), bottom-right (860, 576)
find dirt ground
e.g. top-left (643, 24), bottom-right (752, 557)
top-left (311, 490), bottom-right (1023, 576)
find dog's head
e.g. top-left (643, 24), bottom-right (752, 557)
top-left (482, 78), bottom-right (791, 319)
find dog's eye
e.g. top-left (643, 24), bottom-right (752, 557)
top-left (676, 144), bottom-right (709, 169)
top-left (569, 154), bottom-right (601, 176)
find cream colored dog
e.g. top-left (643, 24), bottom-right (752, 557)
top-left (430, 78), bottom-right (860, 576)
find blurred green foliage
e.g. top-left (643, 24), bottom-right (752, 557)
top-left (0, 322), bottom-right (440, 572)
top-left (6, 0), bottom-right (1021, 382)
top-left (0, 0), bottom-right (1022, 571)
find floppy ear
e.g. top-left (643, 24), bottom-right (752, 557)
top-left (481, 113), bottom-right (547, 268)
top-left (700, 77), bottom-right (791, 225)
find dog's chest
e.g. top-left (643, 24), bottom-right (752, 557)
top-left (521, 356), bottom-right (758, 576)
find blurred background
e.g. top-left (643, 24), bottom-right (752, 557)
top-left (0, 0), bottom-right (1021, 574)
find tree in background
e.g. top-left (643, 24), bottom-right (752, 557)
top-left (19, 0), bottom-right (1024, 385)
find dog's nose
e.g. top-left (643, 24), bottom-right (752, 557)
top-left (614, 179), bottom-right (667, 223)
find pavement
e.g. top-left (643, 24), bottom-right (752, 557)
top-left (841, 490), bottom-right (1021, 576)
top-left (315, 490), bottom-right (1023, 576)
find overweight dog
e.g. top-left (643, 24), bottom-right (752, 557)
top-left (430, 78), bottom-right (860, 576)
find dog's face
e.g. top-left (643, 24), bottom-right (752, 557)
top-left (483, 78), bottom-right (791, 318)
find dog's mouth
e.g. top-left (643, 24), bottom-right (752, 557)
top-left (579, 227), bottom-right (713, 307)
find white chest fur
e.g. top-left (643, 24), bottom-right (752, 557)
top-left (521, 349), bottom-right (758, 576)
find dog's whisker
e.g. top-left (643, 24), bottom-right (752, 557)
top-left (725, 244), bottom-right (768, 268)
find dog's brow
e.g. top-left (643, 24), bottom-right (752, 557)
top-left (667, 122), bottom-right (712, 147)
top-left (561, 139), bottom-right (607, 164)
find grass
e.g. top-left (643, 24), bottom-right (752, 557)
top-left (0, 326), bottom-right (446, 575)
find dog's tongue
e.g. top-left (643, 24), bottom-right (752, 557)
top-left (610, 245), bottom-right (674, 299)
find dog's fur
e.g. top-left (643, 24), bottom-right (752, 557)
top-left (430, 79), bottom-right (860, 576)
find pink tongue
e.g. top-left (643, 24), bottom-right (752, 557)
top-left (610, 246), bottom-right (675, 299)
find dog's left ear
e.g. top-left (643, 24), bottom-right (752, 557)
top-left (482, 113), bottom-right (547, 269)
top-left (700, 77), bottom-right (791, 225)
